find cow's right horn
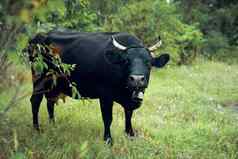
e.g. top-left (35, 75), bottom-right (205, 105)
top-left (148, 36), bottom-right (162, 52)
top-left (112, 36), bottom-right (127, 50)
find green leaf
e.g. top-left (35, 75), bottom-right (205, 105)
top-left (10, 152), bottom-right (26, 159)
top-left (71, 82), bottom-right (80, 99)
top-left (33, 61), bottom-right (44, 73)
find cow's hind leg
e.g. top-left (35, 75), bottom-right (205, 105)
top-left (30, 93), bottom-right (43, 130)
top-left (46, 99), bottom-right (55, 123)
top-left (124, 109), bottom-right (135, 137)
top-left (99, 98), bottom-right (113, 145)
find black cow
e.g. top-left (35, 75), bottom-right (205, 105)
top-left (27, 31), bottom-right (170, 144)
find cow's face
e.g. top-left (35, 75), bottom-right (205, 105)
top-left (106, 36), bottom-right (170, 109)
top-left (125, 48), bottom-right (169, 106)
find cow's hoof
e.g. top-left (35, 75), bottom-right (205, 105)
top-left (33, 125), bottom-right (40, 131)
top-left (125, 129), bottom-right (138, 140)
top-left (125, 129), bottom-right (135, 137)
top-left (104, 137), bottom-right (113, 146)
top-left (49, 119), bottom-right (55, 124)
top-left (33, 125), bottom-right (43, 133)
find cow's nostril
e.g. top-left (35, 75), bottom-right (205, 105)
top-left (141, 77), bottom-right (145, 82)
top-left (129, 76), bottom-right (135, 81)
top-left (129, 75), bottom-right (145, 84)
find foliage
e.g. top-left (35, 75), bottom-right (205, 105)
top-left (30, 43), bottom-right (80, 99)
top-left (175, 0), bottom-right (238, 61)
top-left (0, 0), bottom-right (26, 89)
top-left (2, 0), bottom-right (237, 66)
top-left (25, 0), bottom-right (98, 34)
top-left (1, 0), bottom-right (237, 70)
top-left (103, 0), bottom-right (204, 64)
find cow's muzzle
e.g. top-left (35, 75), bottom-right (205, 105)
top-left (128, 75), bottom-right (145, 88)
top-left (127, 75), bottom-right (146, 101)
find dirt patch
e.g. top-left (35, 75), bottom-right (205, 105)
top-left (222, 101), bottom-right (238, 112)
top-left (222, 101), bottom-right (238, 107)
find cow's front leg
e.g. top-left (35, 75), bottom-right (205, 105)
top-left (124, 109), bottom-right (135, 137)
top-left (30, 93), bottom-right (43, 130)
top-left (99, 98), bottom-right (113, 145)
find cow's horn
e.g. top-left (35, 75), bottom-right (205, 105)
top-left (112, 36), bottom-right (127, 50)
top-left (148, 37), bottom-right (162, 52)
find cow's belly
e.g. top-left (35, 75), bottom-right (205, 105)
top-left (77, 84), bottom-right (100, 99)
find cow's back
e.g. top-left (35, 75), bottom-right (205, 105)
top-left (45, 31), bottom-right (125, 98)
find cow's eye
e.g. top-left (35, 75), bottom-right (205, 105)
top-left (144, 59), bottom-right (151, 67)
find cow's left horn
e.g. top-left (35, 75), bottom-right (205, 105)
top-left (148, 37), bottom-right (162, 52)
top-left (112, 36), bottom-right (127, 50)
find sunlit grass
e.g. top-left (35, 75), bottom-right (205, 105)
top-left (1, 60), bottom-right (238, 159)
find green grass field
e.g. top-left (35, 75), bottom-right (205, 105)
top-left (1, 60), bottom-right (238, 159)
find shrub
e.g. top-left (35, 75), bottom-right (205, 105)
top-left (103, 0), bottom-right (204, 64)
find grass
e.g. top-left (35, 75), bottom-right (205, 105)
top-left (0, 60), bottom-right (238, 159)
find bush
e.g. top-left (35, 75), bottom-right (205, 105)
top-left (203, 31), bottom-right (229, 57)
top-left (103, 0), bottom-right (204, 64)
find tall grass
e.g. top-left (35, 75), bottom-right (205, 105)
top-left (0, 60), bottom-right (238, 159)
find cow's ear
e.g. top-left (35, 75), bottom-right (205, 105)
top-left (152, 53), bottom-right (170, 68)
top-left (104, 50), bottom-right (126, 64)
